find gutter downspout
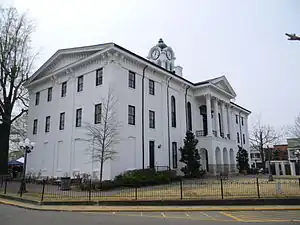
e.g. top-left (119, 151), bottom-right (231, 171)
top-left (166, 77), bottom-right (172, 170)
top-left (142, 65), bottom-right (148, 170)
top-left (185, 86), bottom-right (191, 132)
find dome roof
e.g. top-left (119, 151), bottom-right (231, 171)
top-left (157, 38), bottom-right (167, 49)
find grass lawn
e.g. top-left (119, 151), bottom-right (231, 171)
top-left (1, 178), bottom-right (300, 202)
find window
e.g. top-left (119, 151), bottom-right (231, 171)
top-left (45, 116), bottom-right (50, 133)
top-left (75, 108), bottom-right (82, 127)
top-left (149, 141), bottom-right (155, 169)
top-left (237, 132), bottom-right (240, 143)
top-left (236, 115), bottom-right (239, 124)
top-left (35, 92), bottom-right (40, 105)
top-left (61, 81), bottom-right (67, 97)
top-left (47, 87), bottom-right (52, 102)
top-left (94, 103), bottom-right (102, 124)
top-left (128, 71), bottom-right (135, 88)
top-left (171, 96), bottom-right (176, 127)
top-left (165, 61), bottom-right (168, 70)
top-left (128, 105), bottom-right (135, 125)
top-left (243, 134), bottom-right (245, 144)
top-left (187, 102), bottom-right (192, 131)
top-left (96, 68), bottom-right (103, 86)
top-left (77, 75), bottom-right (83, 92)
top-left (59, 112), bottom-right (65, 130)
top-left (172, 142), bottom-right (178, 168)
top-left (149, 79), bottom-right (155, 95)
top-left (33, 119), bottom-right (38, 135)
top-left (241, 117), bottom-right (244, 126)
top-left (149, 110), bottom-right (155, 128)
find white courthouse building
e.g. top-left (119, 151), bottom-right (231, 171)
top-left (25, 39), bottom-right (251, 180)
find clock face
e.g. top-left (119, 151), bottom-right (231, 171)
top-left (151, 49), bottom-right (160, 60)
top-left (166, 50), bottom-right (172, 60)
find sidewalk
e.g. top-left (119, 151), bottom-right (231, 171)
top-left (1, 197), bottom-right (300, 212)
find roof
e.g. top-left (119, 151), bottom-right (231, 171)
top-left (27, 42), bottom-right (250, 112)
top-left (230, 101), bottom-right (251, 113)
top-left (273, 145), bottom-right (288, 151)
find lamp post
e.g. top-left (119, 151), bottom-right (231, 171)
top-left (18, 138), bottom-right (35, 193)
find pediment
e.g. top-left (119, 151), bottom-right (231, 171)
top-left (28, 43), bottom-right (113, 84)
top-left (210, 76), bottom-right (236, 97)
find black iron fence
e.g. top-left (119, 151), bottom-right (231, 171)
top-left (1, 176), bottom-right (300, 202)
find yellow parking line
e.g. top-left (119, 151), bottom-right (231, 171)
top-left (200, 212), bottom-right (217, 220)
top-left (184, 212), bottom-right (190, 217)
top-left (161, 212), bottom-right (166, 218)
top-left (220, 212), bottom-right (245, 222)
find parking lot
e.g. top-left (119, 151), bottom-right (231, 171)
top-left (83, 210), bottom-right (300, 223)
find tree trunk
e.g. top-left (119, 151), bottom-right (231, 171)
top-left (0, 122), bottom-right (11, 175)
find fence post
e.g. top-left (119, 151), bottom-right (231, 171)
top-left (135, 187), bottom-right (138, 200)
top-left (0, 176), bottom-right (3, 188)
top-left (298, 178), bottom-right (300, 188)
top-left (220, 178), bottom-right (224, 199)
top-left (41, 179), bottom-right (46, 202)
top-left (4, 178), bottom-right (7, 194)
top-left (20, 179), bottom-right (23, 197)
top-left (180, 179), bottom-right (183, 200)
top-left (256, 177), bottom-right (260, 198)
top-left (89, 179), bottom-right (92, 201)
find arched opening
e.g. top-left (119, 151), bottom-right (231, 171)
top-left (200, 148), bottom-right (209, 172)
top-left (223, 148), bottom-right (229, 173)
top-left (187, 102), bottom-right (192, 131)
top-left (215, 147), bottom-right (221, 173)
top-left (171, 96), bottom-right (176, 127)
top-left (229, 149), bottom-right (235, 172)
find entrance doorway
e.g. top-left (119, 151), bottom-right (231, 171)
top-left (149, 141), bottom-right (155, 169)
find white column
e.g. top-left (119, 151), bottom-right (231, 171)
top-left (221, 101), bottom-right (228, 138)
top-left (227, 106), bottom-right (232, 139)
top-left (213, 98), bottom-right (220, 137)
top-left (206, 94), bottom-right (213, 136)
top-left (290, 162), bottom-right (296, 176)
top-left (281, 162), bottom-right (286, 175)
top-left (275, 163), bottom-right (280, 176)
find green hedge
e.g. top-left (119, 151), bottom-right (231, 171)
top-left (79, 169), bottom-right (181, 191)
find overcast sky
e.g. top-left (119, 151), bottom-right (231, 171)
top-left (3, 0), bottom-right (300, 136)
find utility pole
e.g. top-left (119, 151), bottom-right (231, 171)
top-left (285, 33), bottom-right (300, 41)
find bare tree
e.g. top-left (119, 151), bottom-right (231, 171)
top-left (85, 88), bottom-right (121, 183)
top-left (0, 7), bottom-right (35, 175)
top-left (291, 113), bottom-right (300, 139)
top-left (9, 112), bottom-right (27, 156)
top-left (249, 119), bottom-right (282, 169)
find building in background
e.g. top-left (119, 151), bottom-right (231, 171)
top-left (24, 39), bottom-right (251, 179)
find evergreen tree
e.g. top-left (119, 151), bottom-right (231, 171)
top-left (236, 146), bottom-right (250, 173)
top-left (179, 131), bottom-right (201, 177)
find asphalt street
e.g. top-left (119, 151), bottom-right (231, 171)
top-left (1, 204), bottom-right (300, 225)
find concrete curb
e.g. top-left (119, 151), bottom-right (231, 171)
top-left (1, 198), bottom-right (300, 212)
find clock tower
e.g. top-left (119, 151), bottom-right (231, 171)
top-left (147, 38), bottom-right (183, 76)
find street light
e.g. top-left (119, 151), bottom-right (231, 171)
top-left (18, 138), bottom-right (35, 193)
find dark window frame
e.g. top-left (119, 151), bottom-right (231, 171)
top-left (237, 132), bottom-right (240, 143)
top-left (128, 71), bottom-right (136, 89)
top-left (77, 75), bottom-right (84, 92)
top-left (171, 96), bottom-right (176, 127)
top-left (61, 81), bottom-right (67, 97)
top-left (149, 79), bottom-right (155, 95)
top-left (243, 134), bottom-right (245, 144)
top-left (128, 105), bottom-right (135, 125)
top-left (35, 92), bottom-right (40, 105)
top-left (241, 117), bottom-right (244, 126)
top-left (187, 102), bottom-right (192, 131)
top-left (75, 108), bottom-right (82, 127)
top-left (172, 142), bottom-right (178, 168)
top-left (59, 112), bottom-right (65, 130)
top-left (149, 110), bottom-right (155, 129)
top-left (236, 115), bottom-right (239, 124)
top-left (47, 87), bottom-right (52, 102)
top-left (33, 119), bottom-right (38, 135)
top-left (45, 116), bottom-right (50, 133)
top-left (94, 103), bottom-right (102, 124)
top-left (96, 68), bottom-right (103, 86)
